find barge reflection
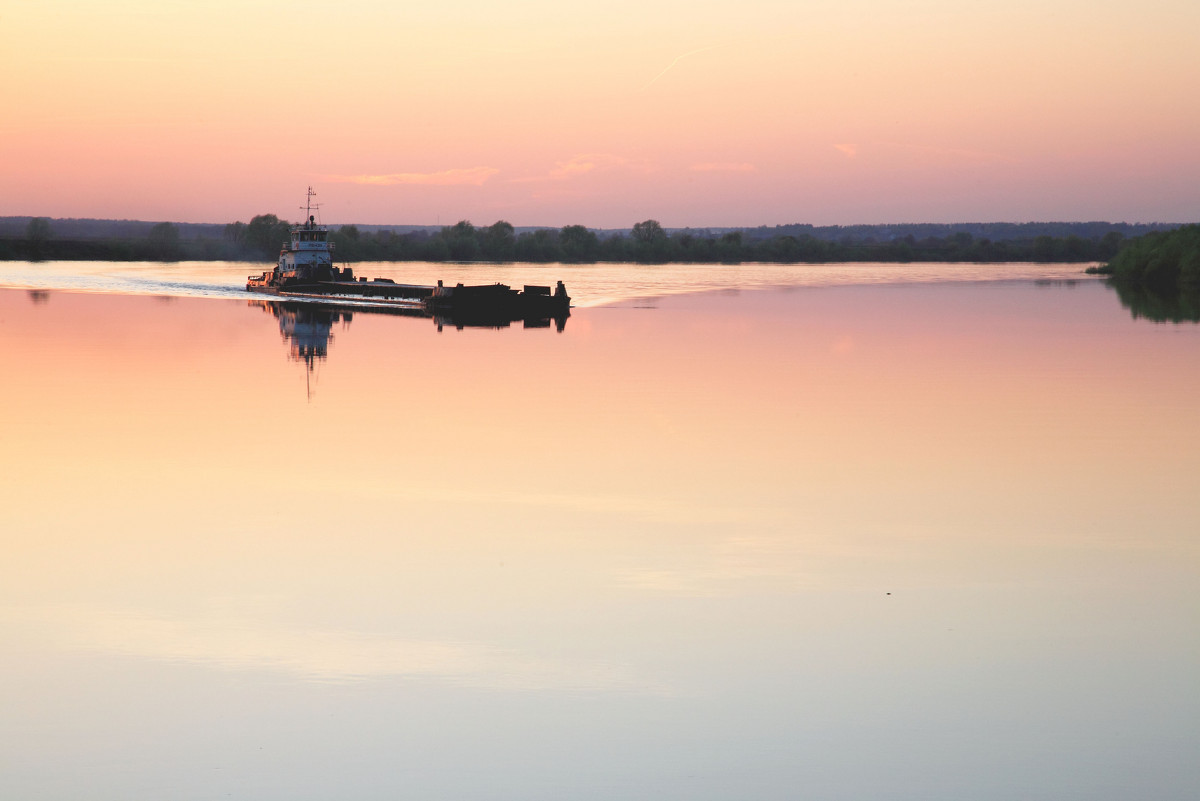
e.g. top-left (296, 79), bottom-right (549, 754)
top-left (253, 298), bottom-right (569, 376)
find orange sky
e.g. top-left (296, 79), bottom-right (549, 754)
top-left (3, 0), bottom-right (1199, 227)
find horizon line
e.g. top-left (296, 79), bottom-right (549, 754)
top-left (2, 215), bottom-right (1196, 230)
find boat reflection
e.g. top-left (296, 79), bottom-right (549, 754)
top-left (253, 298), bottom-right (569, 373)
top-left (253, 300), bottom-right (363, 372)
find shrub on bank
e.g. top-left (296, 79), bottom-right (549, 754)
top-left (1103, 224), bottom-right (1200, 289)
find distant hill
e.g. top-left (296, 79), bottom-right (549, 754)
top-left (0, 217), bottom-right (228, 241)
top-left (730, 221), bottom-right (1183, 244)
top-left (0, 217), bottom-right (1184, 244)
top-left (353, 221), bottom-right (1186, 243)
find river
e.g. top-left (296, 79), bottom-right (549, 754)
top-left (1, 262), bottom-right (1197, 800)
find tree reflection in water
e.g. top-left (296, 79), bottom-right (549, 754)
top-left (1109, 281), bottom-right (1200, 323)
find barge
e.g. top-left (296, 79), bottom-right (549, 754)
top-left (246, 188), bottom-right (571, 324)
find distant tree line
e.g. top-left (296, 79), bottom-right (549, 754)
top-left (0, 215), bottom-right (1176, 265)
top-left (6, 216), bottom-right (1178, 244)
top-left (326, 219), bottom-right (1132, 264)
top-left (0, 215), bottom-right (293, 262)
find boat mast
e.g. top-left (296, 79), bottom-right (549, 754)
top-left (302, 186), bottom-right (321, 227)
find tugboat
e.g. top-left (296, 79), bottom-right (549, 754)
top-left (247, 188), bottom-right (571, 325)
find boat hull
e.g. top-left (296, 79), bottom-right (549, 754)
top-left (246, 276), bottom-right (571, 329)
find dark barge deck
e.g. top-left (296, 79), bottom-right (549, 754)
top-left (247, 272), bottom-right (571, 330)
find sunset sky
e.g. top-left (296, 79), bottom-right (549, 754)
top-left (3, 0), bottom-right (1198, 227)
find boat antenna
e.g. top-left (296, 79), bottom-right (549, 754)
top-left (301, 186), bottom-right (322, 226)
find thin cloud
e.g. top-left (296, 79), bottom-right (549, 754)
top-left (329, 167), bottom-right (500, 187)
top-left (549, 153), bottom-right (627, 179)
top-left (11, 603), bottom-right (646, 691)
top-left (690, 162), bottom-right (757, 173)
top-left (512, 153), bottom-right (638, 184)
top-left (877, 140), bottom-right (1017, 164)
top-left (834, 141), bottom-right (1017, 164)
top-left (617, 535), bottom-right (829, 597)
top-left (640, 45), bottom-right (722, 92)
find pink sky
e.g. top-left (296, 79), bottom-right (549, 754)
top-left (3, 0), bottom-right (1198, 227)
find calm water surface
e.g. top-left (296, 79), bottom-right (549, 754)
top-left (2, 258), bottom-right (1097, 305)
top-left (1, 264), bottom-right (1197, 800)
